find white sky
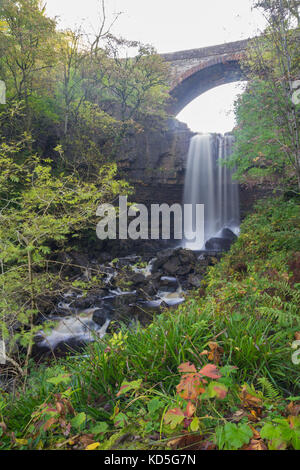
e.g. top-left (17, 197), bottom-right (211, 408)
top-left (45, 0), bottom-right (266, 133)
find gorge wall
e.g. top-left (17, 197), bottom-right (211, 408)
top-left (116, 118), bottom-right (266, 219)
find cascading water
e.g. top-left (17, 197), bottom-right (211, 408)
top-left (183, 133), bottom-right (240, 250)
top-left (183, 135), bottom-right (216, 248)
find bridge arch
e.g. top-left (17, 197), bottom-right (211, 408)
top-left (161, 39), bottom-right (249, 115)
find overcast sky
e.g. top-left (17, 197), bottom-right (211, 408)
top-left (45, 0), bottom-right (266, 133)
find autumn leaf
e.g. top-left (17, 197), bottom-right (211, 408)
top-left (231, 409), bottom-right (247, 422)
top-left (78, 434), bottom-right (95, 448)
top-left (85, 442), bottom-right (100, 451)
top-left (55, 401), bottom-right (66, 416)
top-left (243, 439), bottom-right (267, 451)
top-left (0, 422), bottom-right (7, 433)
top-left (249, 425), bottom-right (261, 440)
top-left (43, 417), bottom-right (57, 431)
top-left (176, 374), bottom-right (205, 400)
top-left (248, 409), bottom-right (262, 422)
top-left (168, 434), bottom-right (206, 450)
top-left (199, 364), bottom-right (221, 379)
top-left (240, 385), bottom-right (263, 409)
top-left (15, 438), bottom-right (28, 446)
top-left (116, 379), bottom-right (142, 397)
top-left (178, 362), bottom-right (197, 373)
top-left (287, 401), bottom-right (300, 417)
top-left (201, 342), bottom-right (224, 365)
top-left (185, 401), bottom-right (196, 418)
top-left (164, 408), bottom-right (185, 429)
top-left (207, 381), bottom-right (228, 399)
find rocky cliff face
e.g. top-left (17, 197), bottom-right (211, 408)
top-left (116, 117), bottom-right (267, 216)
top-left (117, 118), bottom-right (193, 187)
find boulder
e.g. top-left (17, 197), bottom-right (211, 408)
top-left (219, 227), bottom-right (238, 241)
top-left (152, 248), bottom-right (196, 276)
top-left (187, 274), bottom-right (203, 288)
top-left (92, 309), bottom-right (109, 326)
top-left (128, 272), bottom-right (147, 285)
top-left (205, 237), bottom-right (233, 252)
top-left (162, 258), bottom-right (181, 275)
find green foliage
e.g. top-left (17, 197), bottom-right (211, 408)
top-left (216, 422), bottom-right (253, 450)
top-left (0, 197), bottom-right (299, 450)
top-left (228, 1), bottom-right (300, 190)
top-left (230, 80), bottom-right (296, 187)
top-left (0, 131), bottom-right (131, 363)
top-left (261, 416), bottom-right (300, 450)
top-left (0, 0), bottom-right (170, 170)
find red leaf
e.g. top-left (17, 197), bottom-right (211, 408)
top-left (199, 364), bottom-right (221, 379)
top-left (178, 362), bottom-right (197, 373)
top-left (185, 401), bottom-right (196, 418)
top-left (176, 374), bottom-right (205, 400)
top-left (211, 383), bottom-right (228, 399)
top-left (43, 417), bottom-right (57, 431)
top-left (164, 408), bottom-right (185, 429)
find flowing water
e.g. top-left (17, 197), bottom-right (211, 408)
top-left (36, 134), bottom-right (240, 353)
top-left (183, 134), bottom-right (240, 249)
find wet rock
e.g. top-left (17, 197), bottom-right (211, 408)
top-left (128, 273), bottom-right (147, 285)
top-left (116, 256), bottom-right (141, 269)
top-left (151, 248), bottom-right (176, 272)
top-left (205, 237), bottom-right (233, 252)
top-left (98, 252), bottom-right (112, 263)
top-left (34, 313), bottom-right (110, 355)
top-left (149, 272), bottom-right (162, 283)
top-left (187, 274), bottom-right (203, 288)
top-left (61, 291), bottom-right (106, 311)
top-left (152, 248), bottom-right (196, 277)
top-left (162, 258), bottom-right (181, 275)
top-left (219, 227), bottom-right (238, 241)
top-left (92, 309), bottom-right (110, 326)
top-left (137, 284), bottom-right (157, 298)
top-left (178, 249), bottom-right (197, 265)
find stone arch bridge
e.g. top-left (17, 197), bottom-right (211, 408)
top-left (118, 38), bottom-right (259, 216)
top-left (160, 38), bottom-right (249, 115)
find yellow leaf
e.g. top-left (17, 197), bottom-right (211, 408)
top-left (190, 417), bottom-right (200, 432)
top-left (15, 439), bottom-right (28, 446)
top-left (85, 442), bottom-right (100, 451)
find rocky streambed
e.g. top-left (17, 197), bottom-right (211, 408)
top-left (34, 230), bottom-right (237, 356)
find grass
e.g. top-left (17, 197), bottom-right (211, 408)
top-left (0, 196), bottom-right (300, 450)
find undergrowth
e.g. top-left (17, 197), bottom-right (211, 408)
top-left (0, 196), bottom-right (299, 450)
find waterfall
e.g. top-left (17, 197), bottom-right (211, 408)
top-left (183, 134), bottom-right (240, 250)
top-left (217, 135), bottom-right (240, 235)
